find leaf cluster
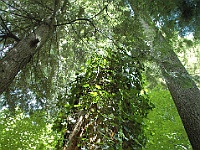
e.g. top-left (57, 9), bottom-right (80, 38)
top-left (0, 108), bottom-right (60, 149)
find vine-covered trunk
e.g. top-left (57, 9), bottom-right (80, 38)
top-left (0, 23), bottom-right (54, 95)
top-left (63, 111), bottom-right (89, 150)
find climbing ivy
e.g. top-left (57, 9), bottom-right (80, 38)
top-left (54, 50), bottom-right (154, 149)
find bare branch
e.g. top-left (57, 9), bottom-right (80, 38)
top-left (0, 16), bottom-right (20, 42)
top-left (91, 4), bottom-right (108, 19)
top-left (55, 18), bottom-right (94, 27)
top-left (54, 4), bottom-right (109, 30)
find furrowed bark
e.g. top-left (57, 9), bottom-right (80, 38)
top-left (0, 23), bottom-right (54, 95)
top-left (159, 46), bottom-right (200, 150)
top-left (138, 12), bottom-right (200, 149)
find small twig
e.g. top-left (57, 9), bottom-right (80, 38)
top-left (55, 4), bottom-right (109, 31)
top-left (0, 9), bottom-right (43, 23)
top-left (91, 4), bottom-right (108, 19)
top-left (55, 18), bottom-right (95, 27)
top-left (0, 16), bottom-right (20, 42)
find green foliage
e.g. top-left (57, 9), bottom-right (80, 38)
top-left (0, 108), bottom-right (60, 150)
top-left (144, 85), bottom-right (192, 150)
top-left (139, 0), bottom-right (200, 38)
top-left (1, 0), bottom-right (199, 149)
top-left (54, 50), bottom-right (154, 149)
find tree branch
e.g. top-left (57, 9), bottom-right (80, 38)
top-left (55, 4), bottom-right (109, 30)
top-left (0, 16), bottom-right (20, 42)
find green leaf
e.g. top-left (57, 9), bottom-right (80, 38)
top-left (95, 84), bottom-right (101, 89)
top-left (89, 91), bottom-right (98, 97)
top-left (83, 83), bottom-right (90, 87)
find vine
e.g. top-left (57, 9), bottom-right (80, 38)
top-left (54, 50), bottom-right (154, 149)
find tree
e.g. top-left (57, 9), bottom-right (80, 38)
top-left (53, 51), bottom-right (154, 149)
top-left (0, 0), bottom-right (199, 149)
top-left (0, 0), bottom-right (60, 95)
top-left (0, 0), bottom-right (100, 112)
top-left (0, 23), bottom-right (55, 95)
top-left (127, 0), bottom-right (200, 149)
top-left (144, 85), bottom-right (192, 149)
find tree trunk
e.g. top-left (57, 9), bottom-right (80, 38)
top-left (158, 47), bottom-right (200, 150)
top-left (63, 111), bottom-right (89, 150)
top-left (0, 23), bottom-right (54, 95)
top-left (138, 14), bottom-right (200, 149)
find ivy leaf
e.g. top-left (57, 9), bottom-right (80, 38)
top-left (95, 84), bottom-right (101, 89)
top-left (83, 83), bottom-right (90, 87)
top-left (89, 91), bottom-right (98, 97)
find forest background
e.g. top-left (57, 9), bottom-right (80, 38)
top-left (0, 0), bottom-right (200, 149)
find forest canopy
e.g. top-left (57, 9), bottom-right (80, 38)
top-left (0, 0), bottom-right (199, 149)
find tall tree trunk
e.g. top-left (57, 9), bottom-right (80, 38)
top-left (138, 13), bottom-right (200, 149)
top-left (0, 23), bottom-right (54, 95)
top-left (158, 45), bottom-right (200, 150)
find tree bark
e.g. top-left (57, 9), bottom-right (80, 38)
top-left (0, 23), bottom-right (54, 95)
top-left (63, 111), bottom-right (89, 150)
top-left (159, 46), bottom-right (200, 150)
top-left (137, 13), bottom-right (200, 149)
